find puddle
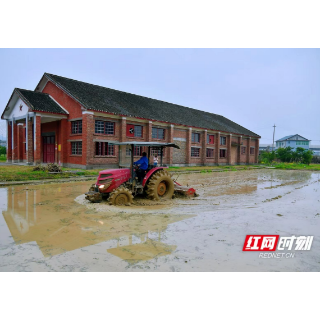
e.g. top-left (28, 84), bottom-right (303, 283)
top-left (0, 169), bottom-right (319, 271)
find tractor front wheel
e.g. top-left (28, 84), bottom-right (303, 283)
top-left (108, 187), bottom-right (134, 206)
top-left (146, 170), bottom-right (175, 201)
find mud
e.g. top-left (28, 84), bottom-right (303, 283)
top-left (0, 169), bottom-right (319, 271)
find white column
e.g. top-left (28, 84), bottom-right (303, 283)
top-left (6, 120), bottom-right (8, 151)
top-left (11, 117), bottom-right (14, 152)
top-left (26, 113), bottom-right (28, 153)
top-left (33, 114), bottom-right (36, 151)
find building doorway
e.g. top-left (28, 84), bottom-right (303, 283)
top-left (43, 136), bottom-right (55, 163)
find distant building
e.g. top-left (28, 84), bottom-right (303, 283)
top-left (0, 140), bottom-right (7, 147)
top-left (310, 145), bottom-right (320, 156)
top-left (259, 144), bottom-right (275, 155)
top-left (275, 134), bottom-right (310, 151)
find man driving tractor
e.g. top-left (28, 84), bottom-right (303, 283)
top-left (133, 152), bottom-right (148, 182)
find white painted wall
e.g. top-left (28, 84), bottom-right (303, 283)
top-left (10, 98), bottom-right (29, 118)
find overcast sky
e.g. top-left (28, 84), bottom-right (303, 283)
top-left (0, 49), bottom-right (319, 144)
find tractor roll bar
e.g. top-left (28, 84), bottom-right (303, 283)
top-left (112, 142), bottom-right (180, 181)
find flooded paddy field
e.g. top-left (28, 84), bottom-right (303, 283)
top-left (0, 169), bottom-right (319, 272)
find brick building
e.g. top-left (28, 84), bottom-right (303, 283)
top-left (1, 73), bottom-right (260, 169)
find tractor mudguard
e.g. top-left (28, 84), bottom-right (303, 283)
top-left (142, 167), bottom-right (167, 187)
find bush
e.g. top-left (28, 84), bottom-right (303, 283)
top-left (32, 164), bottom-right (46, 171)
top-left (32, 163), bottom-right (62, 172)
top-left (46, 163), bottom-right (62, 172)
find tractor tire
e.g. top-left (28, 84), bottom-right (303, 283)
top-left (108, 187), bottom-right (134, 206)
top-left (146, 170), bottom-right (175, 201)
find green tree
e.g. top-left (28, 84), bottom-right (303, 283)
top-left (260, 150), bottom-right (276, 164)
top-left (0, 146), bottom-right (6, 157)
top-left (301, 149), bottom-right (313, 165)
top-left (276, 147), bottom-right (293, 162)
top-left (292, 147), bottom-right (305, 162)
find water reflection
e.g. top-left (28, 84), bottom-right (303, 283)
top-left (1, 183), bottom-right (194, 260)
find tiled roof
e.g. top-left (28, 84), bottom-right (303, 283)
top-left (276, 134), bottom-right (310, 142)
top-left (17, 89), bottom-right (67, 114)
top-left (44, 73), bottom-right (260, 138)
top-left (276, 135), bottom-right (295, 141)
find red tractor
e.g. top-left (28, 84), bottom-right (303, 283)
top-left (85, 142), bottom-right (196, 205)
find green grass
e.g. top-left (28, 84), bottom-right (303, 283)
top-left (0, 165), bottom-right (100, 182)
top-left (1, 162), bottom-right (319, 183)
top-left (0, 155), bottom-right (6, 162)
top-left (271, 163), bottom-right (320, 171)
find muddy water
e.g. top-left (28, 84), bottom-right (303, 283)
top-left (0, 169), bottom-right (319, 271)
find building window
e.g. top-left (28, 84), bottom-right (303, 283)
top-left (71, 120), bottom-right (82, 134)
top-left (219, 149), bottom-right (227, 158)
top-left (220, 136), bottom-right (226, 145)
top-left (192, 133), bottom-right (200, 143)
top-left (134, 125), bottom-right (142, 138)
top-left (206, 148), bottom-right (214, 158)
top-left (250, 147), bottom-right (255, 155)
top-left (191, 147), bottom-right (200, 157)
top-left (71, 142), bottom-right (82, 155)
top-left (95, 142), bottom-right (114, 156)
top-left (126, 146), bottom-right (131, 156)
top-left (151, 147), bottom-right (165, 157)
top-left (127, 124), bottom-right (143, 138)
top-left (152, 127), bottom-right (165, 140)
top-left (134, 146), bottom-right (142, 156)
top-left (241, 146), bottom-right (246, 154)
top-left (296, 141), bottom-right (308, 146)
top-left (207, 134), bottom-right (214, 144)
top-left (95, 120), bottom-right (115, 135)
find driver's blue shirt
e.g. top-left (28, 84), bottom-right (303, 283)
top-left (134, 156), bottom-right (148, 170)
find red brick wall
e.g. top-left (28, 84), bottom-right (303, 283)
top-left (230, 136), bottom-right (238, 165)
top-left (42, 81), bottom-right (83, 119)
top-left (218, 134), bottom-right (228, 164)
top-left (34, 116), bottom-right (41, 163)
top-left (12, 123), bottom-right (18, 161)
top-left (27, 119), bottom-right (33, 163)
top-left (173, 128), bottom-right (188, 164)
top-left (249, 139), bottom-right (257, 164)
top-left (17, 124), bottom-right (23, 161)
top-left (59, 119), bottom-right (68, 164)
top-left (190, 129), bottom-right (202, 164)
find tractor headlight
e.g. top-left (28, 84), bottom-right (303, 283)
top-left (99, 185), bottom-right (105, 189)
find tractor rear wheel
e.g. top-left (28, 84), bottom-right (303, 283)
top-left (108, 187), bottom-right (134, 206)
top-left (146, 170), bottom-right (175, 201)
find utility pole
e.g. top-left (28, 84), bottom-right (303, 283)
top-left (272, 124), bottom-right (276, 151)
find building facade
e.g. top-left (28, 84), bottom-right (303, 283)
top-left (1, 73), bottom-right (260, 169)
top-left (310, 145), bottom-right (320, 156)
top-left (275, 134), bottom-right (310, 151)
